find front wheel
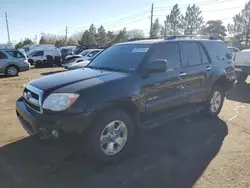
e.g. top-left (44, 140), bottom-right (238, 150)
top-left (203, 85), bottom-right (225, 116)
top-left (86, 109), bottom-right (135, 163)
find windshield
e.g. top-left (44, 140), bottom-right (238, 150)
top-left (27, 50), bottom-right (37, 57)
top-left (80, 50), bottom-right (90, 56)
top-left (88, 44), bottom-right (150, 72)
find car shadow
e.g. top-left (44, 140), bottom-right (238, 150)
top-left (226, 82), bottom-right (250, 103)
top-left (0, 115), bottom-right (227, 188)
top-left (40, 70), bottom-right (66, 76)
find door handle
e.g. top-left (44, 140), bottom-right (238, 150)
top-left (179, 72), bottom-right (187, 76)
top-left (205, 67), bottom-right (212, 71)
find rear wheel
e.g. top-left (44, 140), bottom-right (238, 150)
top-left (203, 85), bottom-right (225, 116)
top-left (236, 72), bottom-right (248, 83)
top-left (86, 109), bottom-right (135, 163)
top-left (5, 65), bottom-right (19, 76)
top-left (28, 59), bottom-right (34, 65)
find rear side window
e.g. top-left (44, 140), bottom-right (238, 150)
top-left (0, 51), bottom-right (8, 59)
top-left (203, 42), bottom-right (230, 61)
top-left (200, 45), bottom-right (210, 64)
top-left (6, 51), bottom-right (24, 58)
top-left (149, 43), bottom-right (181, 69)
top-left (181, 42), bottom-right (201, 66)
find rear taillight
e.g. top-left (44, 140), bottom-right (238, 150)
top-left (24, 59), bottom-right (28, 63)
top-left (232, 55), bottom-right (236, 72)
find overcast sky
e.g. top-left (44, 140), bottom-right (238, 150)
top-left (0, 0), bottom-right (247, 43)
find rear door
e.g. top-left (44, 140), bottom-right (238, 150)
top-left (179, 41), bottom-right (212, 103)
top-left (143, 42), bottom-right (188, 113)
top-left (203, 41), bottom-right (234, 75)
top-left (0, 51), bottom-right (9, 72)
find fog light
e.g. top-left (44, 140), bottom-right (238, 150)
top-left (52, 130), bottom-right (59, 138)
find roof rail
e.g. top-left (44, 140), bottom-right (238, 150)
top-left (125, 36), bottom-right (162, 42)
top-left (164, 35), bottom-right (217, 40)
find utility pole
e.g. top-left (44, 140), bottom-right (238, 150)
top-left (149, 3), bottom-right (154, 38)
top-left (5, 12), bottom-right (11, 43)
top-left (65, 26), bottom-right (68, 41)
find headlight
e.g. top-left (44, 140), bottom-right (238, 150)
top-left (43, 93), bottom-right (79, 111)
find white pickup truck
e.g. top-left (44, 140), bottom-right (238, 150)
top-left (234, 49), bottom-right (250, 83)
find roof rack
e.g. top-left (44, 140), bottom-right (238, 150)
top-left (164, 35), bottom-right (217, 40)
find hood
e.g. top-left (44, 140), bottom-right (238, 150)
top-left (65, 54), bottom-right (82, 59)
top-left (69, 60), bottom-right (90, 67)
top-left (29, 68), bottom-right (128, 92)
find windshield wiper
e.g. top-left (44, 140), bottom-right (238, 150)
top-left (87, 66), bottom-right (129, 73)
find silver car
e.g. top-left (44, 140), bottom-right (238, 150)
top-left (0, 49), bottom-right (30, 76)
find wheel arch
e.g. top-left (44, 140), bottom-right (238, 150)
top-left (5, 64), bottom-right (20, 72)
top-left (87, 101), bottom-right (140, 132)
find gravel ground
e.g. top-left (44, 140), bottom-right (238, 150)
top-left (1, 68), bottom-right (250, 188)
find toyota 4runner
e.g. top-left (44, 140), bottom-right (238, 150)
top-left (16, 36), bottom-right (236, 162)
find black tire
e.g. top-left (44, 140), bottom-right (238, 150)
top-left (5, 65), bottom-right (19, 76)
top-left (34, 60), bottom-right (43, 68)
top-left (86, 109), bottom-right (135, 163)
top-left (203, 85), bottom-right (225, 117)
top-left (236, 72), bottom-right (248, 83)
top-left (28, 59), bottom-right (34, 65)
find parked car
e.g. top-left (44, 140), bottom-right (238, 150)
top-left (64, 49), bottom-right (102, 63)
top-left (0, 49), bottom-right (30, 76)
top-left (27, 49), bottom-right (61, 66)
top-left (233, 49), bottom-right (250, 83)
top-left (64, 50), bottom-right (102, 69)
top-left (228, 46), bottom-right (240, 54)
top-left (16, 36), bottom-right (235, 162)
top-left (0, 43), bottom-right (14, 49)
top-left (67, 60), bottom-right (90, 70)
top-left (59, 46), bottom-right (76, 61)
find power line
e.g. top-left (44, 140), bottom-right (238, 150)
top-left (101, 9), bottom-right (150, 26)
top-left (153, 7), bottom-right (242, 17)
top-left (104, 17), bottom-right (149, 30)
top-left (154, 0), bottom-right (236, 10)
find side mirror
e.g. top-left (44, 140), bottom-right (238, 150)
top-left (148, 60), bottom-right (167, 73)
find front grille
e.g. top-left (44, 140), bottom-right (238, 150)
top-left (24, 88), bottom-right (39, 100)
top-left (23, 84), bottom-right (43, 113)
top-left (23, 99), bottom-right (41, 112)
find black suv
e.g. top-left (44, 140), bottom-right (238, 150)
top-left (16, 37), bottom-right (235, 162)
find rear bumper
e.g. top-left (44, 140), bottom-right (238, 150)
top-left (16, 97), bottom-right (91, 140)
top-left (20, 64), bottom-right (30, 72)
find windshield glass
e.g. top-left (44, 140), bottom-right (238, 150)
top-left (80, 50), bottom-right (90, 56)
top-left (88, 44), bottom-right (150, 72)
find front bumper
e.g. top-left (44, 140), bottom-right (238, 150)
top-left (16, 97), bottom-right (91, 140)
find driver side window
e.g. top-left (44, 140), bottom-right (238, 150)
top-left (149, 43), bottom-right (181, 70)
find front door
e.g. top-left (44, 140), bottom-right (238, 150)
top-left (142, 42), bottom-right (188, 114)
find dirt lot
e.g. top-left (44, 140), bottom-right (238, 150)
top-left (1, 68), bottom-right (250, 188)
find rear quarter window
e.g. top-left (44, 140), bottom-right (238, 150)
top-left (203, 42), bottom-right (230, 62)
top-left (6, 51), bottom-right (25, 58)
top-left (0, 51), bottom-right (8, 59)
